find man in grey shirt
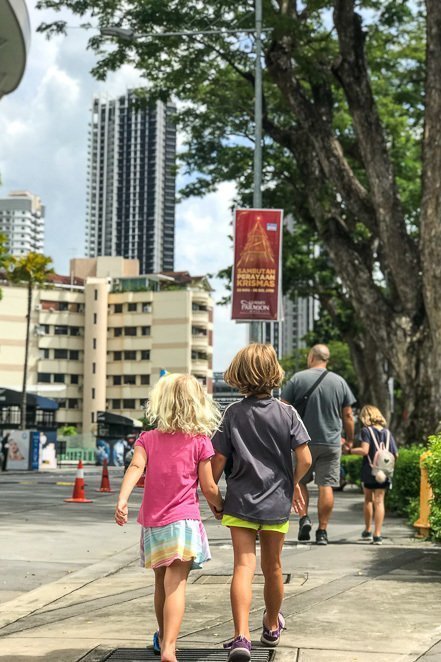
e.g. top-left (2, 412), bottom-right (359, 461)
top-left (281, 344), bottom-right (356, 545)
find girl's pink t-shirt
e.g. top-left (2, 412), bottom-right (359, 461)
top-left (135, 429), bottom-right (215, 527)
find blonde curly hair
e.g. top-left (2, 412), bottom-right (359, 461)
top-left (359, 404), bottom-right (387, 428)
top-left (145, 373), bottom-right (221, 436)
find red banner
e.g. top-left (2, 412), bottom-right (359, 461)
top-left (231, 209), bottom-right (283, 321)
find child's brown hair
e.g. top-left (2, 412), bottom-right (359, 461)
top-left (224, 343), bottom-right (284, 396)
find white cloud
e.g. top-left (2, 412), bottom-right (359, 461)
top-left (0, 5), bottom-right (247, 369)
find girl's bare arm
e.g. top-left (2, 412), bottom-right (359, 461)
top-left (198, 459), bottom-right (224, 512)
top-left (115, 446), bottom-right (147, 526)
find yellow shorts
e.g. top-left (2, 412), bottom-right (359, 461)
top-left (222, 514), bottom-right (289, 534)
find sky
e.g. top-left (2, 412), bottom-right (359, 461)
top-left (0, 4), bottom-right (248, 371)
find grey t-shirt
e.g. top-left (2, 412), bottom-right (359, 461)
top-left (281, 368), bottom-right (356, 446)
top-left (212, 396), bottom-right (310, 524)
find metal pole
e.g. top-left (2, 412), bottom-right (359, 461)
top-left (253, 0), bottom-right (262, 210)
top-left (248, 0), bottom-right (264, 345)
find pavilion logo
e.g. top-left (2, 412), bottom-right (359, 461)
top-left (240, 300), bottom-right (270, 313)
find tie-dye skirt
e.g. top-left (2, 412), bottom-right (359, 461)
top-left (140, 519), bottom-right (211, 570)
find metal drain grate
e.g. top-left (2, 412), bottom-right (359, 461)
top-left (105, 648), bottom-right (275, 661)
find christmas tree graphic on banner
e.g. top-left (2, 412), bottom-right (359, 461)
top-left (237, 220), bottom-right (275, 268)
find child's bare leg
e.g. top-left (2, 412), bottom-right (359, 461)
top-left (373, 489), bottom-right (386, 537)
top-left (161, 559), bottom-right (192, 662)
top-left (153, 566), bottom-right (166, 640)
top-left (363, 488), bottom-right (373, 531)
top-left (230, 527), bottom-right (257, 639)
top-left (259, 530), bottom-right (285, 630)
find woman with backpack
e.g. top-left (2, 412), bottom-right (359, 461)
top-left (344, 405), bottom-right (398, 545)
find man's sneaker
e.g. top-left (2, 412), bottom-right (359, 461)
top-left (223, 635), bottom-right (251, 661)
top-left (361, 530), bottom-right (373, 541)
top-left (316, 529), bottom-right (328, 545)
top-left (372, 536), bottom-right (383, 545)
top-left (298, 515), bottom-right (312, 541)
top-left (261, 612), bottom-right (286, 647)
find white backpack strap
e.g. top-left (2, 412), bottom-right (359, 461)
top-left (384, 429), bottom-right (390, 451)
top-left (368, 426), bottom-right (381, 451)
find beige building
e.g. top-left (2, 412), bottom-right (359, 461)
top-left (0, 257), bottom-right (213, 433)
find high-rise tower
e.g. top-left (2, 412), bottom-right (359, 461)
top-left (85, 91), bottom-right (176, 273)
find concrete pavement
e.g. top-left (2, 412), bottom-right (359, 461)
top-left (0, 467), bottom-right (440, 661)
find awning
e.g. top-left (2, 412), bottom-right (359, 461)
top-left (97, 411), bottom-right (142, 427)
top-left (0, 0), bottom-right (31, 98)
top-left (0, 387), bottom-right (58, 411)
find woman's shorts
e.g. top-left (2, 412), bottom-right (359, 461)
top-left (140, 519), bottom-right (211, 570)
top-left (222, 514), bottom-right (289, 534)
top-left (363, 481), bottom-right (390, 491)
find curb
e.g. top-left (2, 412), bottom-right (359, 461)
top-left (0, 543), bottom-right (139, 631)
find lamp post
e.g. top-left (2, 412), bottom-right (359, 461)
top-left (100, 7), bottom-right (266, 211)
top-left (101, 3), bottom-right (271, 346)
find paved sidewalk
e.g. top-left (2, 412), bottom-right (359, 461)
top-left (0, 468), bottom-right (440, 661)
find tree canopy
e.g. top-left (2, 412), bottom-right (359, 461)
top-left (37, 0), bottom-right (441, 442)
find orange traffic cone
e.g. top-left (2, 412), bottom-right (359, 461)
top-left (96, 459), bottom-right (113, 493)
top-left (64, 460), bottom-right (93, 503)
top-left (136, 472), bottom-right (145, 488)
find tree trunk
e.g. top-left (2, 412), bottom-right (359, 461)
top-left (20, 281), bottom-right (32, 431)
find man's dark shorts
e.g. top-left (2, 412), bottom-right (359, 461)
top-left (300, 444), bottom-right (341, 487)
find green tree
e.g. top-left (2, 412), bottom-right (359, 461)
top-left (8, 253), bottom-right (54, 430)
top-left (37, 1), bottom-right (441, 442)
top-left (0, 234), bottom-right (12, 301)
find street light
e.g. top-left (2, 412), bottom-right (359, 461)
top-left (100, 2), bottom-right (266, 211)
top-left (101, 2), bottom-right (270, 345)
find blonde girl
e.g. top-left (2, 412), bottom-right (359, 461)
top-left (115, 374), bottom-right (223, 662)
top-left (211, 344), bottom-right (312, 661)
top-left (347, 405), bottom-right (398, 545)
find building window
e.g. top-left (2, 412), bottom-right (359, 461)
top-left (54, 374), bottom-right (65, 383)
top-left (71, 374), bottom-right (79, 384)
top-left (122, 399), bottom-right (136, 409)
top-left (70, 326), bottom-right (81, 336)
top-left (69, 350), bottom-right (79, 360)
top-left (54, 349), bottom-right (68, 359)
top-left (124, 327), bottom-right (137, 336)
top-left (54, 325), bottom-right (68, 335)
top-left (124, 350), bottom-right (136, 360)
top-left (40, 348), bottom-right (50, 359)
top-left (113, 375), bottom-right (122, 385)
top-left (37, 372), bottom-right (51, 383)
top-left (114, 328), bottom-right (123, 337)
top-left (92, 362), bottom-right (96, 374)
top-left (140, 374), bottom-right (150, 385)
top-left (93, 338), bottom-right (97, 349)
top-left (128, 302), bottom-right (137, 312)
top-left (92, 388), bottom-right (95, 399)
top-left (68, 399), bottom-right (79, 409)
top-left (93, 313), bottom-right (97, 324)
top-left (94, 289), bottom-right (98, 301)
top-left (142, 303), bottom-right (152, 313)
top-left (114, 304), bottom-right (123, 313)
top-left (141, 326), bottom-right (151, 336)
top-left (91, 412), bottom-right (95, 423)
top-left (114, 351), bottom-right (122, 361)
top-left (124, 375), bottom-right (136, 385)
top-left (141, 350), bottom-right (150, 360)
top-left (112, 399), bottom-right (121, 409)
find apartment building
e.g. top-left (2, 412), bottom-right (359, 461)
top-left (0, 257), bottom-right (213, 433)
top-left (85, 92), bottom-right (176, 273)
top-left (0, 191), bottom-right (45, 256)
